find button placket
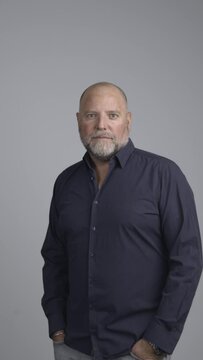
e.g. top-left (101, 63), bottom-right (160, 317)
top-left (88, 190), bottom-right (100, 338)
top-left (87, 165), bottom-right (115, 359)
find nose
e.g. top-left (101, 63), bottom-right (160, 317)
top-left (96, 114), bottom-right (107, 130)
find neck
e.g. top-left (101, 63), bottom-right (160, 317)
top-left (90, 155), bottom-right (110, 188)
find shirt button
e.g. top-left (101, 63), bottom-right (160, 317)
top-left (90, 252), bottom-right (94, 257)
top-left (91, 176), bottom-right (94, 181)
top-left (94, 200), bottom-right (98, 205)
top-left (92, 226), bottom-right (96, 231)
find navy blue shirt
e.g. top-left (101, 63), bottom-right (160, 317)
top-left (41, 139), bottom-right (202, 358)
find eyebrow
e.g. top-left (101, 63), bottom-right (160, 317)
top-left (83, 110), bottom-right (121, 114)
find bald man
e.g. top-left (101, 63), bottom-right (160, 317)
top-left (41, 82), bottom-right (202, 360)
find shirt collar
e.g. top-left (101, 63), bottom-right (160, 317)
top-left (83, 138), bottom-right (135, 169)
top-left (115, 138), bottom-right (135, 168)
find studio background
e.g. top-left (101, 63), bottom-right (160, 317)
top-left (0, 1), bottom-right (202, 359)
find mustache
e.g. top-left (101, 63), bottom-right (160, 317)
top-left (91, 131), bottom-right (114, 139)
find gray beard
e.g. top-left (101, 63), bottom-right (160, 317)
top-left (80, 135), bottom-right (129, 161)
top-left (85, 141), bottom-right (119, 161)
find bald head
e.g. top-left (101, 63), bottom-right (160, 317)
top-left (79, 82), bottom-right (128, 111)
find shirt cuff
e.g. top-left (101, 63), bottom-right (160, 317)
top-left (143, 319), bottom-right (181, 354)
top-left (47, 313), bottom-right (66, 338)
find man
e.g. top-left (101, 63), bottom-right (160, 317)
top-left (41, 82), bottom-right (202, 360)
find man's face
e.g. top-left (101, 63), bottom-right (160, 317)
top-left (76, 85), bottom-right (132, 161)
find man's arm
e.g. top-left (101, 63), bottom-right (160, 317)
top-left (142, 161), bottom-right (202, 354)
top-left (41, 183), bottom-right (68, 338)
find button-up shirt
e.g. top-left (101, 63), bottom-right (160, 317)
top-left (41, 139), bottom-right (202, 358)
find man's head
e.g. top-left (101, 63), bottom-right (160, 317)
top-left (76, 82), bottom-right (132, 161)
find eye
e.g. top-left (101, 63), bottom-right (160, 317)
top-left (85, 112), bottom-right (97, 119)
top-left (108, 113), bottom-right (119, 120)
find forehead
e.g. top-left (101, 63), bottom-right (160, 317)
top-left (80, 86), bottom-right (127, 110)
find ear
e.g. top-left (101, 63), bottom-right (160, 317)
top-left (76, 112), bottom-right (80, 124)
top-left (127, 112), bottom-right (132, 129)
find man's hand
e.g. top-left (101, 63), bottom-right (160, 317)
top-left (51, 330), bottom-right (65, 343)
top-left (131, 339), bottom-right (163, 360)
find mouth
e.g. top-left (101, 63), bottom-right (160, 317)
top-left (92, 136), bottom-right (113, 140)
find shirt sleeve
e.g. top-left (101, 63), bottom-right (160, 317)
top-left (41, 181), bottom-right (68, 338)
top-left (143, 161), bottom-right (202, 354)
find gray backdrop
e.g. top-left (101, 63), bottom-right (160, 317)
top-left (0, 1), bottom-right (202, 359)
